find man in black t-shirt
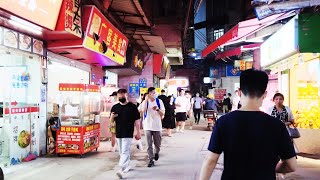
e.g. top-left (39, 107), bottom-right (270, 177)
top-left (200, 69), bottom-right (297, 180)
top-left (110, 89), bottom-right (141, 179)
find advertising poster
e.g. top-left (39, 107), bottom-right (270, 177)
top-left (139, 78), bottom-right (147, 88)
top-left (83, 6), bottom-right (129, 65)
top-left (129, 83), bottom-right (139, 98)
top-left (3, 28), bottom-right (18, 48)
top-left (33, 39), bottom-right (44, 55)
top-left (209, 67), bottom-right (219, 78)
top-left (19, 34), bottom-right (32, 52)
top-left (214, 89), bottom-right (227, 100)
top-left (140, 88), bottom-right (148, 96)
top-left (226, 65), bottom-right (241, 77)
top-left (57, 126), bottom-right (82, 154)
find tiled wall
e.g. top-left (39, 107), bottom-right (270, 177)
top-left (118, 53), bottom-right (154, 101)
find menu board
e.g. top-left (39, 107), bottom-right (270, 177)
top-left (57, 126), bottom-right (82, 154)
top-left (33, 39), bottom-right (44, 55)
top-left (3, 28), bottom-right (18, 48)
top-left (56, 124), bottom-right (100, 154)
top-left (0, 27), bottom-right (45, 55)
top-left (19, 34), bottom-right (32, 52)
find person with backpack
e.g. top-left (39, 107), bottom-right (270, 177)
top-left (141, 87), bottom-right (165, 167)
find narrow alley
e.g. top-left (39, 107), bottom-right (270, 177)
top-left (3, 121), bottom-right (320, 180)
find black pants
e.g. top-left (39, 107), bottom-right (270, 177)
top-left (193, 109), bottom-right (201, 124)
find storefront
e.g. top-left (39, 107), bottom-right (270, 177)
top-left (261, 13), bottom-right (320, 154)
top-left (0, 27), bottom-right (46, 168)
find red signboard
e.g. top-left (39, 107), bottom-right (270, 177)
top-left (214, 89), bottom-right (227, 100)
top-left (83, 6), bottom-right (128, 65)
top-left (56, 124), bottom-right (100, 155)
top-left (56, 0), bottom-right (82, 38)
top-left (0, 0), bottom-right (63, 30)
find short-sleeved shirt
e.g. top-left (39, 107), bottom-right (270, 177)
top-left (141, 99), bottom-right (165, 131)
top-left (111, 102), bottom-right (140, 138)
top-left (193, 97), bottom-right (203, 109)
top-left (175, 96), bottom-right (190, 113)
top-left (208, 110), bottom-right (296, 180)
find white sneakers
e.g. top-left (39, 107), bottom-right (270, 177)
top-left (116, 166), bottom-right (132, 179)
top-left (176, 127), bottom-right (180, 132)
top-left (189, 126), bottom-right (193, 130)
top-left (116, 170), bottom-right (123, 179)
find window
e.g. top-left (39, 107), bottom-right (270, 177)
top-left (214, 29), bottom-right (224, 51)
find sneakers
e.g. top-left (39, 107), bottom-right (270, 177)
top-left (148, 160), bottom-right (154, 167)
top-left (123, 166), bottom-right (131, 173)
top-left (116, 170), bottom-right (123, 179)
top-left (154, 153), bottom-right (159, 161)
top-left (176, 127), bottom-right (180, 132)
top-left (180, 129), bottom-right (185, 133)
top-left (189, 126), bottom-right (193, 130)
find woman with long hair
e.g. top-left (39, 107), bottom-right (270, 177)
top-left (162, 96), bottom-right (176, 136)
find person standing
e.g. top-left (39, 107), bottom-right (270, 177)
top-left (175, 89), bottom-right (189, 132)
top-left (185, 91), bottom-right (194, 129)
top-left (108, 91), bottom-right (118, 152)
top-left (158, 89), bottom-right (167, 102)
top-left (192, 93), bottom-right (203, 125)
top-left (162, 96), bottom-right (176, 136)
top-left (141, 87), bottom-right (165, 167)
top-left (231, 90), bottom-right (241, 111)
top-left (200, 69), bottom-right (297, 180)
top-left (222, 94), bottom-right (231, 114)
top-left (110, 89), bottom-right (141, 179)
top-left (268, 93), bottom-right (294, 126)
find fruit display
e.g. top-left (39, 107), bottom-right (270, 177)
top-left (294, 105), bottom-right (320, 129)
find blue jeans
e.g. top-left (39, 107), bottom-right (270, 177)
top-left (116, 138), bottom-right (133, 171)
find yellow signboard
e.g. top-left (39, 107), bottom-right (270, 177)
top-left (140, 88), bottom-right (148, 95)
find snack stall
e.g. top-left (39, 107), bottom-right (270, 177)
top-left (56, 83), bottom-right (101, 156)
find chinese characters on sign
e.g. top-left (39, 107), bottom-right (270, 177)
top-left (139, 79), bottom-right (147, 88)
top-left (64, 0), bottom-right (82, 38)
top-left (83, 6), bottom-right (129, 65)
top-left (129, 83), bottom-right (140, 98)
top-left (214, 89), bottom-right (227, 100)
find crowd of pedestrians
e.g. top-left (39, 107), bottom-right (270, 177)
top-left (108, 69), bottom-right (298, 179)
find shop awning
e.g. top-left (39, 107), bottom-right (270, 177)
top-left (215, 44), bottom-right (261, 60)
top-left (202, 11), bottom-right (296, 58)
top-left (109, 0), bottom-right (151, 27)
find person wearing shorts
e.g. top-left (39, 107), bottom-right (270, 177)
top-left (175, 89), bottom-right (190, 132)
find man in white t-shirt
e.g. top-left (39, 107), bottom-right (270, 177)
top-left (175, 89), bottom-right (190, 132)
top-left (141, 87), bottom-right (165, 168)
top-left (192, 93), bottom-right (203, 124)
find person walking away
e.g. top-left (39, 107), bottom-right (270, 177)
top-left (141, 87), bottom-right (165, 167)
top-left (231, 90), bottom-right (241, 111)
top-left (185, 91), bottom-right (194, 129)
top-left (162, 96), bottom-right (176, 136)
top-left (267, 93), bottom-right (297, 179)
top-left (175, 89), bottom-right (189, 132)
top-left (108, 91), bottom-right (118, 152)
top-left (222, 94), bottom-right (231, 114)
top-left (110, 89), bottom-right (141, 179)
top-left (203, 94), bottom-right (219, 112)
top-left (200, 69), bottom-right (297, 180)
top-left (192, 93), bottom-right (203, 125)
top-left (158, 89), bottom-right (167, 103)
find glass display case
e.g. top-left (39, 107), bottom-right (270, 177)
top-left (56, 83), bottom-right (101, 156)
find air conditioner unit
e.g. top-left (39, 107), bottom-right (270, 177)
top-left (212, 79), bottom-right (222, 88)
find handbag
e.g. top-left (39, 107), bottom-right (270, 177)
top-left (286, 125), bottom-right (300, 138)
